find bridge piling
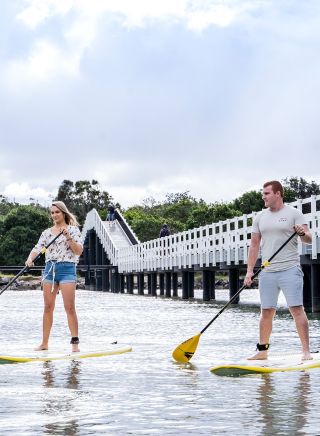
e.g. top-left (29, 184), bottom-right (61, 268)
top-left (127, 274), bottom-right (134, 294)
top-left (311, 264), bottom-right (320, 312)
top-left (302, 265), bottom-right (312, 312)
top-left (110, 268), bottom-right (120, 293)
top-left (95, 239), bottom-right (103, 291)
top-left (159, 274), bottom-right (165, 296)
top-left (138, 273), bottom-right (144, 295)
top-left (182, 271), bottom-right (189, 299)
top-left (147, 274), bottom-right (152, 294)
top-left (229, 269), bottom-right (240, 304)
top-left (165, 272), bottom-right (171, 297)
top-left (88, 230), bottom-right (96, 291)
top-left (202, 270), bottom-right (211, 301)
top-left (151, 273), bottom-right (157, 296)
top-left (172, 272), bottom-right (178, 297)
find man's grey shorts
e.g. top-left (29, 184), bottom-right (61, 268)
top-left (259, 265), bottom-right (304, 309)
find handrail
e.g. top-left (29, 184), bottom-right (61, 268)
top-left (82, 196), bottom-right (320, 274)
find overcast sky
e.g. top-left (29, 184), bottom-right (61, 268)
top-left (1, 0), bottom-right (320, 208)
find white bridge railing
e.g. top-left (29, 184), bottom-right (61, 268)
top-left (82, 209), bottom-right (117, 265)
top-left (116, 195), bottom-right (320, 273)
top-left (82, 196), bottom-right (320, 274)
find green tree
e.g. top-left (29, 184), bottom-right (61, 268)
top-left (56, 179), bottom-right (115, 224)
top-left (0, 195), bottom-right (18, 216)
top-left (130, 215), bottom-right (165, 242)
top-left (232, 191), bottom-right (264, 214)
top-left (282, 177), bottom-right (320, 201)
top-left (0, 205), bottom-right (51, 265)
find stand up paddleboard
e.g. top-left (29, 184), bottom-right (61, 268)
top-left (0, 344), bottom-right (132, 364)
top-left (210, 352), bottom-right (320, 376)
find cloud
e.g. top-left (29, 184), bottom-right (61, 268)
top-left (1, 1), bottom-right (320, 208)
top-left (3, 182), bottom-right (55, 204)
top-left (6, 0), bottom-right (261, 85)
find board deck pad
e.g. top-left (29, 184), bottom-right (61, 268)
top-left (0, 344), bottom-right (132, 364)
top-left (210, 352), bottom-right (320, 376)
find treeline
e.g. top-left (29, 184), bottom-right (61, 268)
top-left (0, 177), bottom-right (319, 264)
top-left (123, 177), bottom-right (320, 241)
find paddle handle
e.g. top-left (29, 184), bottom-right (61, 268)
top-left (200, 231), bottom-right (297, 334)
top-left (0, 231), bottom-right (63, 295)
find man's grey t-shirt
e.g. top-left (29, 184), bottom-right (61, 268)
top-left (252, 205), bottom-right (307, 272)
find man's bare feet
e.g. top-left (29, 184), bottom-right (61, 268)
top-left (302, 352), bottom-right (313, 361)
top-left (34, 345), bottom-right (48, 351)
top-left (247, 350), bottom-right (268, 360)
top-left (72, 344), bottom-right (80, 353)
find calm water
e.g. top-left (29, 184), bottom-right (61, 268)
top-left (1, 288), bottom-right (320, 435)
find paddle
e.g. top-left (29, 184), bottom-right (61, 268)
top-left (172, 231), bottom-right (298, 362)
top-left (0, 231), bottom-right (63, 296)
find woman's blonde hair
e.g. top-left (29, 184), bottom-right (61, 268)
top-left (51, 201), bottom-right (80, 226)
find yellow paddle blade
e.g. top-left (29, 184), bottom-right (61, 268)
top-left (172, 333), bottom-right (201, 362)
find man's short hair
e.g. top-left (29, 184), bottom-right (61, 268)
top-left (263, 180), bottom-right (284, 198)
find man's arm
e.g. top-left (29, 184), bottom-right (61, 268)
top-left (294, 224), bottom-right (312, 244)
top-left (244, 232), bottom-right (261, 286)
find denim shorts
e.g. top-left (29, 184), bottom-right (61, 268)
top-left (42, 261), bottom-right (77, 284)
top-left (259, 265), bottom-right (304, 309)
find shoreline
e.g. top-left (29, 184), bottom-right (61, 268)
top-left (0, 276), bottom-right (257, 291)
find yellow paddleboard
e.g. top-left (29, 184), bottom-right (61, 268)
top-left (0, 344), bottom-right (132, 364)
top-left (210, 352), bottom-right (320, 376)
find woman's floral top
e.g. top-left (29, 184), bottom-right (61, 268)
top-left (33, 226), bottom-right (83, 263)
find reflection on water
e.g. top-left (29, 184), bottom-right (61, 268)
top-left (41, 361), bottom-right (81, 436)
top-left (0, 290), bottom-right (320, 435)
top-left (257, 372), bottom-right (311, 435)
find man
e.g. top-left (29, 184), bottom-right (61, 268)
top-left (107, 204), bottom-right (115, 223)
top-left (244, 180), bottom-right (312, 360)
top-left (159, 223), bottom-right (170, 238)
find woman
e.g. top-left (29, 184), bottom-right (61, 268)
top-left (26, 201), bottom-right (83, 352)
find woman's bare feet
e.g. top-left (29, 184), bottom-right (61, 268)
top-left (302, 351), bottom-right (313, 361)
top-left (72, 343), bottom-right (80, 353)
top-left (247, 350), bottom-right (268, 360)
top-left (34, 345), bottom-right (48, 351)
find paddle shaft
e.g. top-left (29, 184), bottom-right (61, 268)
top-left (0, 231), bottom-right (63, 295)
top-left (200, 231), bottom-right (297, 335)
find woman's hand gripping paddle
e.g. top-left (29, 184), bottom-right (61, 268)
top-left (172, 231), bottom-right (298, 363)
top-left (0, 231), bottom-right (63, 296)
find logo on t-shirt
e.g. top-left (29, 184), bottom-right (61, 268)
top-left (279, 217), bottom-right (287, 222)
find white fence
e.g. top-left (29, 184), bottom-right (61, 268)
top-left (82, 209), bottom-right (117, 265)
top-left (83, 196), bottom-right (320, 274)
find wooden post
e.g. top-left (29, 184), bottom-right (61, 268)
top-left (159, 273), bottom-right (165, 296)
top-left (229, 268), bottom-right (240, 304)
top-left (188, 271), bottom-right (194, 298)
top-left (302, 264), bottom-right (312, 312)
top-left (110, 267), bottom-right (120, 293)
top-left (89, 230), bottom-right (96, 291)
top-left (138, 273), bottom-right (144, 295)
top-left (127, 274), bottom-right (134, 294)
top-left (172, 272), bottom-right (178, 297)
top-left (151, 273), bottom-right (157, 296)
top-left (101, 249), bottom-right (110, 292)
top-left (210, 270), bottom-right (216, 300)
top-left (311, 264), bottom-right (320, 312)
top-left (165, 272), bottom-right (171, 297)
top-left (202, 270), bottom-right (210, 301)
top-left (95, 238), bottom-right (102, 291)
top-left (83, 239), bottom-right (90, 287)
top-left (182, 271), bottom-right (189, 299)
top-left (147, 274), bottom-right (152, 294)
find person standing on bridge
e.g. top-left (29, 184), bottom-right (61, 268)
top-left (244, 180), bottom-right (312, 361)
top-left (159, 223), bottom-right (170, 238)
top-left (107, 203), bottom-right (116, 224)
top-left (25, 201), bottom-right (83, 353)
